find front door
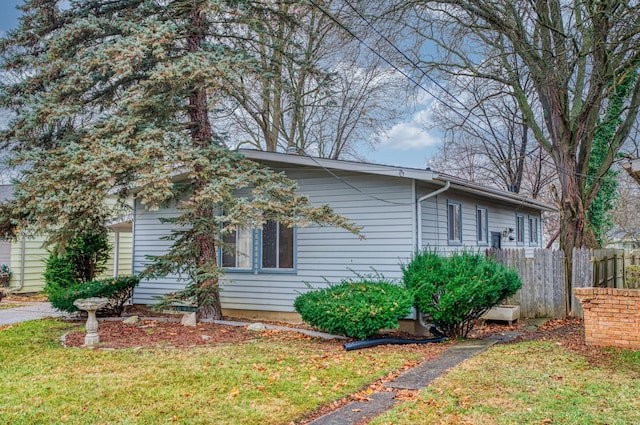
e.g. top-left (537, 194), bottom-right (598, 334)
top-left (491, 232), bottom-right (501, 250)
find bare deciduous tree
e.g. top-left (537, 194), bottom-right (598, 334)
top-left (431, 75), bottom-right (557, 200)
top-left (392, 0), bottom-right (640, 295)
top-left (215, 0), bottom-right (404, 159)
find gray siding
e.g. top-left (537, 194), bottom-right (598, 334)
top-left (132, 169), bottom-right (545, 311)
top-left (132, 168), bottom-right (416, 309)
top-left (418, 182), bottom-right (543, 254)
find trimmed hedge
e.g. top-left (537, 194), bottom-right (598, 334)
top-left (46, 275), bottom-right (140, 317)
top-left (403, 251), bottom-right (521, 338)
top-left (293, 279), bottom-right (413, 340)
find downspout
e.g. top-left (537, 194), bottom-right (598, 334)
top-left (411, 180), bottom-right (417, 252)
top-left (415, 180), bottom-right (450, 333)
top-left (416, 181), bottom-right (451, 250)
top-left (113, 231), bottom-right (120, 277)
top-left (16, 236), bottom-right (26, 292)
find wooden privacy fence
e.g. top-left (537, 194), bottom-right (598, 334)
top-left (572, 248), bottom-right (640, 317)
top-left (493, 249), bottom-right (567, 319)
top-left (591, 249), bottom-right (640, 288)
top-left (492, 248), bottom-right (640, 319)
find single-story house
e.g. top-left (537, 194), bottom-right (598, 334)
top-left (0, 185), bottom-right (133, 293)
top-left (131, 149), bottom-right (554, 322)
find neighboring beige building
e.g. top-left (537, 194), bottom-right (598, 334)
top-left (0, 185), bottom-right (133, 293)
top-left (7, 229), bottom-right (132, 293)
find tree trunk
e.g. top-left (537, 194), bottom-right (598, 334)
top-left (556, 153), bottom-right (597, 313)
top-left (195, 223), bottom-right (224, 321)
top-left (187, 2), bottom-right (223, 320)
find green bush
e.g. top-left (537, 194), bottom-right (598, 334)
top-left (44, 255), bottom-right (78, 289)
top-left (293, 278), bottom-right (413, 340)
top-left (403, 251), bottom-right (521, 338)
top-left (46, 275), bottom-right (140, 316)
top-left (44, 226), bottom-right (111, 288)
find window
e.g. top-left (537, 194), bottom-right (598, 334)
top-left (529, 216), bottom-right (539, 245)
top-left (261, 220), bottom-right (294, 270)
top-left (447, 201), bottom-right (462, 244)
top-left (221, 226), bottom-right (253, 269)
top-left (516, 214), bottom-right (525, 244)
top-left (476, 207), bottom-right (488, 244)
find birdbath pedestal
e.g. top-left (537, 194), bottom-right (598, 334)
top-left (73, 297), bottom-right (109, 346)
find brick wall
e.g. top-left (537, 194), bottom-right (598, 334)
top-left (573, 288), bottom-right (640, 349)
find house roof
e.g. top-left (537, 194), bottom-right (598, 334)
top-left (239, 149), bottom-right (556, 212)
top-left (622, 158), bottom-right (640, 186)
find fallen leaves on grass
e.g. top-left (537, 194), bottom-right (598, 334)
top-left (512, 318), bottom-right (616, 368)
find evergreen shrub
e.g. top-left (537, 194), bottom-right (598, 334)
top-left (46, 275), bottom-right (140, 316)
top-left (44, 227), bottom-right (111, 287)
top-left (293, 278), bottom-right (413, 339)
top-left (403, 251), bottom-right (521, 338)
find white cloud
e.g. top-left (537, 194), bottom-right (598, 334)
top-left (377, 96), bottom-right (442, 150)
top-left (381, 121), bottom-right (441, 150)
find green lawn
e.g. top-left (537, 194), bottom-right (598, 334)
top-left (371, 340), bottom-right (640, 425)
top-left (0, 320), bottom-right (423, 425)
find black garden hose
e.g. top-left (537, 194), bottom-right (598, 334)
top-left (343, 334), bottom-right (446, 351)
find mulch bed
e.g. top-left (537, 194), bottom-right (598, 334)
top-left (65, 320), bottom-right (260, 349)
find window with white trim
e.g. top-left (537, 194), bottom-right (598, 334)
top-left (261, 220), bottom-right (294, 269)
top-left (529, 216), bottom-right (539, 245)
top-left (516, 214), bottom-right (525, 244)
top-left (447, 201), bottom-right (462, 244)
top-left (221, 226), bottom-right (253, 269)
top-left (476, 207), bottom-right (488, 244)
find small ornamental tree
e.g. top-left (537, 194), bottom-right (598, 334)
top-left (44, 225), bottom-right (111, 288)
top-left (403, 251), bottom-right (521, 338)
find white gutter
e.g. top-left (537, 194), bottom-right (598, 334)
top-left (416, 181), bottom-right (451, 251)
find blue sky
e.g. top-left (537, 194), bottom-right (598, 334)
top-left (0, 0), bottom-right (442, 169)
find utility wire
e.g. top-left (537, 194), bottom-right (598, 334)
top-left (310, 0), bottom-right (616, 183)
top-left (305, 0), bottom-right (478, 132)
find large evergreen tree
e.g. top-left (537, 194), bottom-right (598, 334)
top-left (0, 0), bottom-right (357, 319)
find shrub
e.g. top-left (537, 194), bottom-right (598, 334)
top-left (65, 228), bottom-right (111, 283)
top-left (293, 278), bottom-right (413, 340)
top-left (44, 255), bottom-right (78, 289)
top-left (44, 226), bottom-right (111, 288)
top-left (46, 275), bottom-right (140, 316)
top-left (403, 251), bottom-right (521, 338)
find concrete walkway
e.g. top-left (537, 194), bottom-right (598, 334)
top-left (0, 302), bottom-right (67, 325)
top-left (308, 337), bottom-right (511, 425)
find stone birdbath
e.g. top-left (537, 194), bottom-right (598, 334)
top-left (74, 297), bottom-right (109, 346)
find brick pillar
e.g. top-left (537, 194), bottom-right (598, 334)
top-left (573, 288), bottom-right (640, 349)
